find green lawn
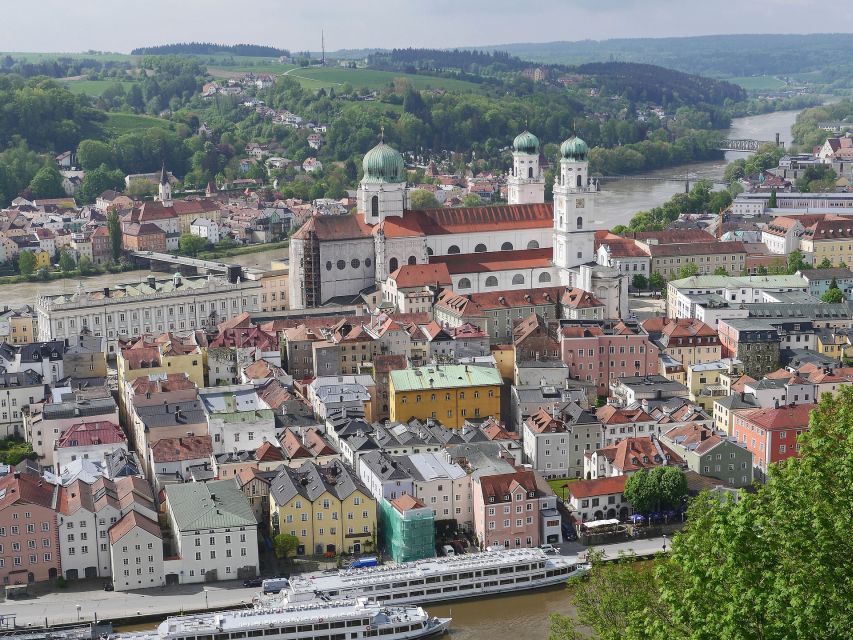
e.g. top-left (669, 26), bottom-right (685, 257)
top-left (548, 477), bottom-right (579, 499)
top-left (282, 67), bottom-right (483, 92)
top-left (102, 112), bottom-right (173, 135)
top-left (728, 75), bottom-right (787, 91)
top-left (207, 63), bottom-right (298, 77)
top-left (1, 51), bottom-right (135, 63)
top-left (59, 79), bottom-right (139, 96)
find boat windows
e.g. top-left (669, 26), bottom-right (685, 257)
top-left (482, 569), bottom-right (498, 576)
top-left (516, 565), bottom-right (528, 572)
top-left (409, 590), bottom-right (424, 597)
top-left (315, 623), bottom-right (330, 630)
top-left (441, 574), bottom-right (455, 582)
top-left (500, 578), bottom-right (515, 585)
top-left (330, 621), bottom-right (346, 629)
top-left (458, 572), bottom-right (473, 579)
top-left (517, 576), bottom-right (531, 582)
top-left (499, 567), bottom-right (514, 574)
top-left (231, 633), bottom-right (248, 638)
top-left (392, 581), bottom-right (408, 588)
top-left (297, 625), bottom-right (313, 633)
top-left (262, 630), bottom-right (279, 636)
top-left (459, 583), bottom-right (474, 590)
top-left (426, 588), bottom-right (442, 595)
top-left (409, 579), bottom-right (424, 585)
top-left (380, 629), bottom-right (395, 636)
top-left (426, 576), bottom-right (440, 584)
top-left (282, 627), bottom-right (297, 634)
top-left (345, 620), bottom-right (361, 627)
top-left (443, 586), bottom-right (458, 592)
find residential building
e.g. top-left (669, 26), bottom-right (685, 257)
top-left (522, 410), bottom-right (571, 479)
top-left (660, 423), bottom-right (753, 487)
top-left (567, 476), bottom-right (629, 522)
top-left (608, 375), bottom-right (689, 408)
top-left (798, 267), bottom-right (853, 298)
top-left (731, 404), bottom-right (814, 481)
top-left (400, 452), bottom-right (472, 528)
top-left (718, 319), bottom-right (781, 379)
top-left (378, 495), bottom-right (435, 563)
top-left (647, 241), bottom-right (747, 280)
top-left (641, 318), bottom-right (721, 371)
top-left (389, 365), bottom-right (502, 428)
top-left (585, 435), bottom-right (685, 479)
top-left (163, 479), bottom-right (259, 583)
top-left (148, 435), bottom-right (213, 491)
top-left (116, 332), bottom-right (206, 403)
top-left (54, 420), bottom-right (127, 473)
top-left (357, 450), bottom-right (414, 502)
top-left (108, 511), bottom-right (164, 591)
top-left (269, 459), bottom-right (377, 557)
top-left (666, 274), bottom-right (809, 320)
top-left (0, 341), bottom-right (65, 383)
top-left (199, 385), bottom-right (277, 455)
top-left (0, 471), bottom-right (60, 584)
top-left (686, 359), bottom-right (744, 412)
top-left (0, 371), bottom-right (47, 438)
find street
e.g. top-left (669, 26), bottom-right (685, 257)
top-left (0, 537), bottom-right (673, 628)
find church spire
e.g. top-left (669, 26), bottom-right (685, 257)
top-left (159, 162), bottom-right (168, 186)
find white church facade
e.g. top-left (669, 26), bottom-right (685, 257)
top-left (288, 131), bottom-right (627, 318)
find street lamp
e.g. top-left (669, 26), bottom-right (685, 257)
top-left (204, 588), bottom-right (209, 610)
top-left (662, 534), bottom-right (667, 553)
top-left (76, 605), bottom-right (81, 622)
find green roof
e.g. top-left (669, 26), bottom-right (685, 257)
top-left (390, 365), bottom-right (502, 392)
top-left (669, 275), bottom-right (808, 290)
top-left (560, 136), bottom-right (588, 160)
top-left (165, 479), bottom-right (256, 531)
top-left (513, 131), bottom-right (540, 154)
top-left (362, 142), bottom-right (405, 184)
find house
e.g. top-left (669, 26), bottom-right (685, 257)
top-left (53, 420), bottom-right (127, 473)
top-left (522, 409), bottom-right (570, 479)
top-left (163, 480), bottom-right (259, 583)
top-left (660, 423), bottom-right (753, 488)
top-left (108, 511), bottom-right (164, 591)
top-left (199, 385), bottom-right (277, 455)
top-left (190, 218), bottom-right (220, 245)
top-left (567, 476), bottom-right (630, 523)
top-left (584, 435), bottom-right (685, 479)
top-left (269, 459), bottom-right (377, 557)
top-left (731, 404), bottom-right (814, 481)
top-left (148, 435), bottom-right (213, 491)
top-left (399, 452), bottom-right (472, 528)
top-left (379, 495), bottom-right (435, 563)
top-left (357, 450), bottom-right (414, 502)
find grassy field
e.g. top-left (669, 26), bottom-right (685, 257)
top-left (282, 67), bottom-right (484, 92)
top-left (547, 477), bottom-right (578, 500)
top-left (59, 79), bottom-right (139, 96)
top-left (207, 63), bottom-right (298, 77)
top-left (102, 112), bottom-right (173, 135)
top-left (1, 51), bottom-right (135, 63)
top-left (728, 75), bottom-right (788, 91)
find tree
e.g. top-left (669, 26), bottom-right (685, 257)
top-left (107, 210), bottom-right (122, 261)
top-left (77, 164), bottom-right (124, 204)
top-left (76, 140), bottom-right (115, 171)
top-left (631, 274), bottom-right (648, 290)
top-left (178, 233), bottom-right (209, 257)
top-left (623, 467), bottom-right (687, 514)
top-left (461, 193), bottom-right (483, 207)
top-left (27, 162), bottom-right (65, 199)
top-left (787, 249), bottom-right (810, 274)
top-left (409, 189), bottom-right (441, 210)
top-left (77, 255), bottom-right (95, 276)
top-left (649, 272), bottom-right (666, 292)
top-left (713, 266), bottom-right (729, 276)
top-left (58, 250), bottom-right (75, 274)
top-left (552, 387), bottom-right (853, 640)
top-left (757, 265), bottom-right (769, 275)
top-left (821, 281), bottom-right (845, 303)
top-left (17, 250), bottom-right (35, 277)
top-left (817, 256), bottom-right (834, 269)
top-left (273, 533), bottom-right (299, 562)
top-left (676, 262), bottom-right (699, 280)
top-left (768, 188), bottom-right (777, 208)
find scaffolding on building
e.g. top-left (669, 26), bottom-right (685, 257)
top-left (303, 224), bottom-right (321, 308)
top-left (380, 498), bottom-right (435, 564)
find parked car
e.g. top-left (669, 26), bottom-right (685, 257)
top-left (103, 581), bottom-right (114, 591)
top-left (442, 544), bottom-right (456, 557)
top-left (243, 578), bottom-right (263, 588)
top-left (540, 544), bottom-right (558, 554)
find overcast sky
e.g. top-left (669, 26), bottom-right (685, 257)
top-left (5, 0), bottom-right (852, 53)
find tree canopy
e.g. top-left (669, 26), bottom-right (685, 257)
top-left (623, 467), bottom-right (687, 514)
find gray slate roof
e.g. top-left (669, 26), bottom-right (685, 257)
top-left (165, 479), bottom-right (255, 531)
top-left (270, 459), bottom-right (368, 506)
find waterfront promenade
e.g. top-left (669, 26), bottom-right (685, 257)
top-left (0, 537), bottom-right (672, 628)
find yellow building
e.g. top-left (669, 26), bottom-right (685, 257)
top-left (389, 364), bottom-right (502, 429)
top-left (687, 358), bottom-right (743, 412)
top-left (259, 265), bottom-right (289, 312)
top-left (269, 460), bottom-right (377, 556)
top-left (116, 333), bottom-right (206, 414)
top-left (815, 330), bottom-right (849, 359)
top-left (800, 220), bottom-right (853, 267)
top-left (34, 250), bottom-right (51, 269)
top-left (490, 344), bottom-right (515, 381)
top-left (2, 308), bottom-right (38, 344)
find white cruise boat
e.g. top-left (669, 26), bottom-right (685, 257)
top-left (280, 548), bottom-right (589, 606)
top-left (116, 598), bottom-right (450, 640)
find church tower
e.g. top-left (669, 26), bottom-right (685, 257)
top-left (553, 136), bottom-right (596, 284)
top-left (358, 134), bottom-right (406, 226)
top-left (507, 131), bottom-right (545, 205)
top-left (157, 163), bottom-right (172, 206)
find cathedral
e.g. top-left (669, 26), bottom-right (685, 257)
top-left (289, 131), bottom-right (627, 317)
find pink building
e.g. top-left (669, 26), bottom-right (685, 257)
top-left (472, 469), bottom-right (560, 550)
top-left (560, 323), bottom-right (659, 396)
top-left (0, 471), bottom-right (60, 584)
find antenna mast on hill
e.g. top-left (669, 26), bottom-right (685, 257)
top-left (321, 30), bottom-right (326, 66)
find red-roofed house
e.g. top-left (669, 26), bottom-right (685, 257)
top-left (54, 420), bottom-right (127, 473)
top-left (384, 263), bottom-right (451, 314)
top-left (585, 435), bottom-right (685, 479)
top-left (108, 511), bottom-right (164, 591)
top-left (567, 476), bottom-right (630, 522)
top-left (732, 404), bottom-right (814, 481)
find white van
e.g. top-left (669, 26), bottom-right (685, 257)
top-left (441, 544), bottom-right (456, 557)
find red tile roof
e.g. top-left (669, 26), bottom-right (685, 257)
top-left (525, 409), bottom-right (566, 434)
top-left (605, 436), bottom-right (684, 472)
top-left (430, 248), bottom-right (552, 274)
top-left (0, 472), bottom-right (56, 511)
top-left (379, 203), bottom-right (553, 237)
top-left (56, 421), bottom-right (125, 448)
top-left (256, 441), bottom-right (285, 462)
top-left (647, 241), bottom-right (746, 258)
top-left (391, 494), bottom-right (426, 512)
top-left (292, 215), bottom-right (373, 241)
top-left (477, 470), bottom-right (539, 503)
top-left (108, 511), bottom-right (161, 544)
top-left (569, 476), bottom-right (627, 499)
top-left (596, 405), bottom-right (653, 424)
top-left (389, 263), bottom-right (452, 289)
top-left (561, 287), bottom-right (604, 309)
top-left (737, 404), bottom-right (815, 431)
top-left (150, 435), bottom-right (213, 462)
top-left (129, 373), bottom-right (197, 395)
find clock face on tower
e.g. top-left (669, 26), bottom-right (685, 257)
top-left (575, 198), bottom-right (585, 209)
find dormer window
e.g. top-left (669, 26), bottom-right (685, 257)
top-left (504, 494), bottom-right (511, 501)
top-left (528, 491), bottom-right (535, 498)
top-left (488, 496), bottom-right (495, 503)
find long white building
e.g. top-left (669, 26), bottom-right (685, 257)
top-left (35, 273), bottom-right (260, 351)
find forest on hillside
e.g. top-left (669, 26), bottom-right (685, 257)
top-left (131, 42), bottom-right (290, 57)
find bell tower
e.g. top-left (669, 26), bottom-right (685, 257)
top-left (157, 163), bottom-right (172, 206)
top-left (507, 131), bottom-right (545, 205)
top-left (553, 136), bottom-right (596, 283)
top-left (357, 130), bottom-right (406, 225)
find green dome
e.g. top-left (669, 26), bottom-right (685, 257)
top-left (560, 136), bottom-right (589, 160)
top-left (362, 142), bottom-right (405, 183)
top-left (512, 130), bottom-right (540, 154)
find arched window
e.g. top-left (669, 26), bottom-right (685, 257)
top-left (447, 245), bottom-right (461, 255)
top-left (458, 277), bottom-right (472, 289)
top-left (427, 247), bottom-right (434, 256)
top-left (485, 276), bottom-right (498, 287)
top-left (527, 240), bottom-right (540, 249)
top-left (576, 174), bottom-right (583, 188)
top-left (501, 242), bottom-right (513, 251)
top-left (576, 216), bottom-right (583, 230)
top-left (512, 274), bottom-right (525, 285)
top-left (371, 195), bottom-right (379, 217)
top-left (407, 256), bottom-right (417, 265)
top-left (474, 243), bottom-right (487, 253)
top-left (528, 167), bottom-right (534, 179)
top-left (538, 272), bottom-right (552, 283)
top-left (389, 257), bottom-right (399, 273)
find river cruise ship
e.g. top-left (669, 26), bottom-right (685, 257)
top-left (117, 598), bottom-right (450, 640)
top-left (281, 548), bottom-right (588, 605)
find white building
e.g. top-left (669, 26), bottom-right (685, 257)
top-left (199, 385), bottom-right (277, 455)
top-left (163, 480), bottom-right (259, 584)
top-left (522, 409), bottom-right (570, 479)
top-left (357, 450), bottom-right (414, 501)
top-left (567, 476), bottom-right (630, 522)
top-left (401, 452), bottom-right (473, 528)
top-left (0, 371), bottom-right (46, 438)
top-left (36, 273), bottom-right (261, 351)
top-left (667, 274), bottom-right (809, 320)
top-left (190, 218), bottom-right (220, 244)
top-left (108, 511), bottom-right (165, 591)
top-left (54, 421), bottom-right (127, 473)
